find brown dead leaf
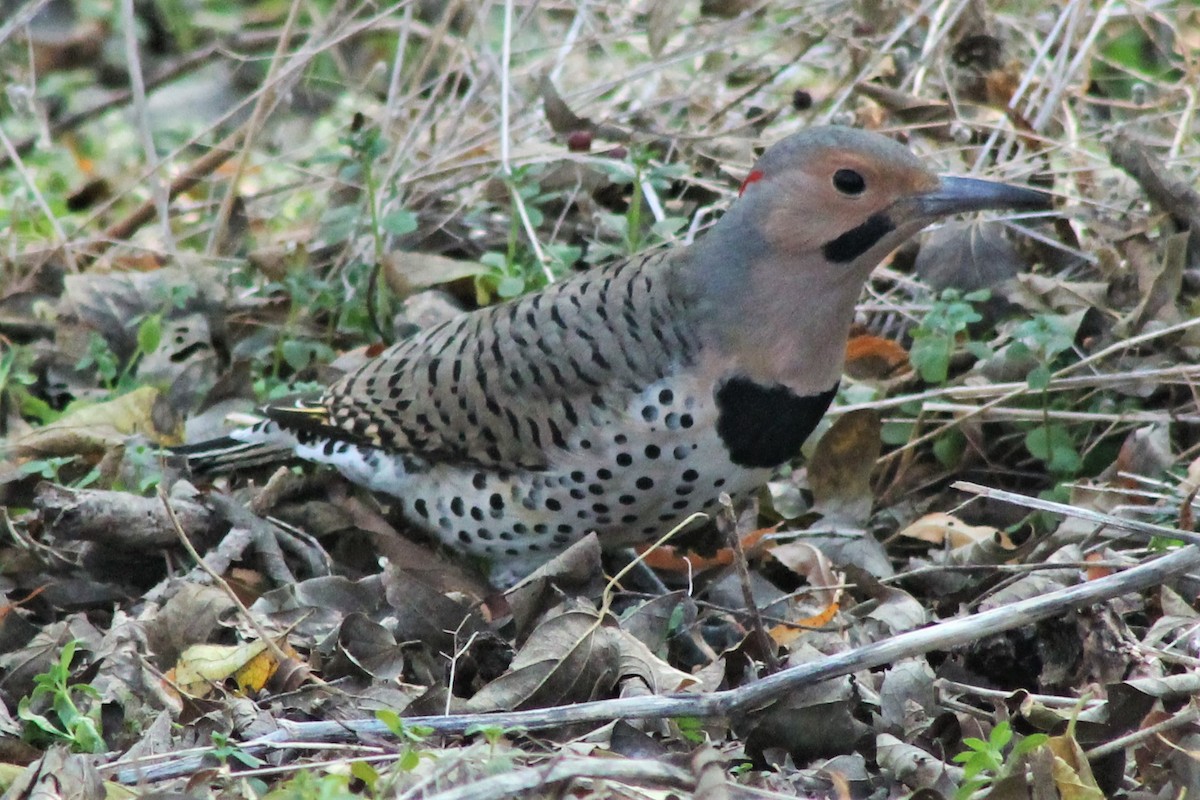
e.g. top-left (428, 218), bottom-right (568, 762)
top-left (540, 74), bottom-right (590, 134)
top-left (9, 387), bottom-right (182, 458)
top-left (1072, 425), bottom-right (1173, 513)
top-left (381, 566), bottom-right (488, 656)
top-left (636, 524), bottom-right (776, 573)
top-left (855, 82), bottom-right (955, 127)
top-left (646, 0), bottom-right (687, 57)
top-left (1, 746), bottom-right (123, 799)
top-left (700, 0), bottom-right (756, 17)
top-left (808, 409), bottom-right (881, 524)
top-left (505, 533), bottom-right (605, 641)
top-left (738, 673), bottom-right (869, 763)
top-left (844, 334), bottom-right (910, 380)
top-left (764, 542), bottom-right (843, 646)
top-left (1117, 232), bottom-right (1187, 336)
top-left (613, 628), bottom-right (696, 694)
top-left (25, 19), bottom-right (109, 73)
top-left (1003, 273), bottom-right (1110, 316)
top-left (1046, 729), bottom-right (1104, 798)
top-left (898, 512), bottom-right (1013, 549)
top-left (876, 733), bottom-right (961, 793)
top-left (381, 251), bottom-right (488, 298)
top-left (916, 220), bottom-right (1029, 293)
top-left (465, 604), bottom-right (621, 712)
top-left (143, 583), bottom-right (236, 668)
top-left (330, 613), bottom-right (405, 681)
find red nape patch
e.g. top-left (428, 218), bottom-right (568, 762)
top-left (739, 169), bottom-right (764, 196)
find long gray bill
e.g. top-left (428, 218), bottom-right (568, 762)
top-left (920, 175), bottom-right (1052, 216)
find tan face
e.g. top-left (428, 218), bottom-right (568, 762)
top-left (748, 147), bottom-right (941, 263)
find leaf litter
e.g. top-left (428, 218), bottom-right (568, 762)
top-left (2, 1), bottom-right (1200, 797)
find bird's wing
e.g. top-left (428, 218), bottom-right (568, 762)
top-left (266, 249), bottom-right (698, 471)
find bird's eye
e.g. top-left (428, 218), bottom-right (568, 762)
top-left (832, 169), bottom-right (866, 195)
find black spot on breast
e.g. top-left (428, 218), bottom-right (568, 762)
top-left (822, 213), bottom-right (896, 263)
top-left (715, 376), bottom-right (838, 468)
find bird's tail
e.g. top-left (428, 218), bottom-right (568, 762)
top-left (172, 436), bottom-right (297, 475)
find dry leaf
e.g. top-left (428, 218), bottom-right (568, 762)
top-left (898, 512), bottom-right (1013, 549)
top-left (808, 409), bottom-right (881, 524)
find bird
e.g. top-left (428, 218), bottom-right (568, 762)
top-left (179, 126), bottom-right (1050, 586)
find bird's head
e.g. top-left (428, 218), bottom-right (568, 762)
top-left (731, 126), bottom-right (1050, 278)
top-left (688, 126), bottom-right (1051, 393)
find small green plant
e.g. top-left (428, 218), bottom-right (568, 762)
top-left (255, 267), bottom-right (343, 391)
top-left (464, 722), bottom-right (526, 766)
top-left (312, 122), bottom-right (421, 339)
top-left (589, 146), bottom-right (689, 263)
top-left (210, 731), bottom-right (266, 769)
top-left (17, 640), bottom-right (106, 753)
top-left (1008, 314), bottom-right (1082, 476)
top-left (475, 163), bottom-right (580, 303)
top-left (909, 289), bottom-right (992, 384)
top-left (953, 720), bottom-right (1048, 799)
top-left (672, 715), bottom-right (706, 744)
top-left (75, 313), bottom-right (163, 393)
top-left (260, 769), bottom-right (358, 800)
top-left (116, 442), bottom-right (166, 494)
top-left (18, 456), bottom-right (101, 489)
top-left (376, 709), bottom-right (435, 771)
top-left (0, 346), bottom-right (57, 424)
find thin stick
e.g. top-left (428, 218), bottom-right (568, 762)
top-left (920, 401), bottom-right (1200, 425)
top-left (720, 496), bottom-right (780, 674)
top-left (159, 489), bottom-right (301, 671)
top-left (1086, 706), bottom-right (1200, 760)
top-left (952, 481), bottom-right (1200, 547)
top-left (0, 126), bottom-right (70, 258)
top-left (498, 0), bottom-right (552, 282)
top-left (119, 0), bottom-right (175, 255)
top-left (205, 0), bottom-right (303, 255)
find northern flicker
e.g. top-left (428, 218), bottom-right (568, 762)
top-left (181, 126), bottom-right (1050, 585)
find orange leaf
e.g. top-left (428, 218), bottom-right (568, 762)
top-left (844, 334), bottom-right (909, 379)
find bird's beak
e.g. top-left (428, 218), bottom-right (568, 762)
top-left (916, 176), bottom-right (1052, 218)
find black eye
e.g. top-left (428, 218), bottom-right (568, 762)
top-left (833, 168), bottom-right (866, 195)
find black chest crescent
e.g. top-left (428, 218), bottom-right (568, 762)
top-left (714, 377), bottom-right (838, 468)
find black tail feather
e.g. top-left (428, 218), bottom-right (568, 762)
top-left (172, 436), bottom-right (296, 475)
